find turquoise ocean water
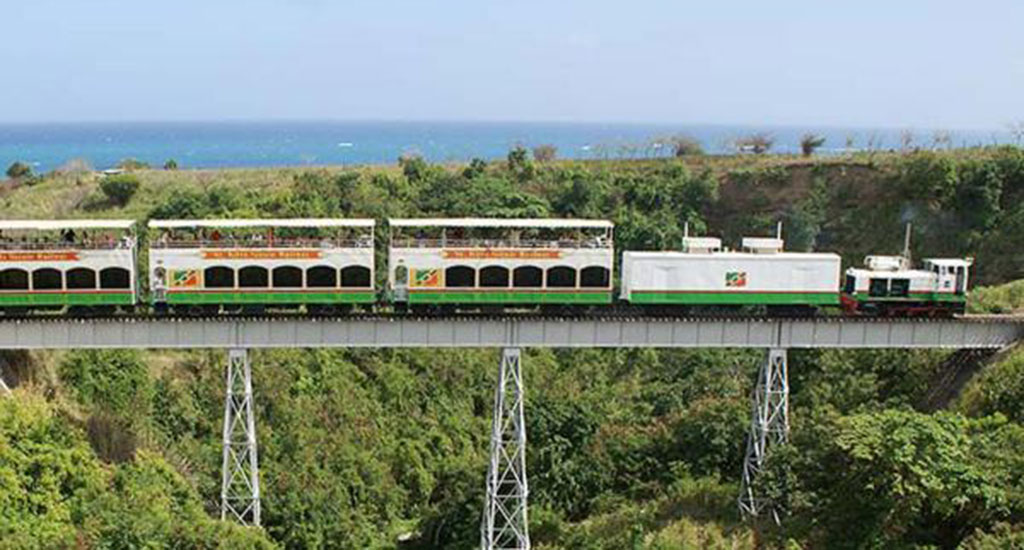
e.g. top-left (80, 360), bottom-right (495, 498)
top-left (0, 121), bottom-right (1012, 172)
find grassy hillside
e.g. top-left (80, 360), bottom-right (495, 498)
top-left (2, 148), bottom-right (1024, 549)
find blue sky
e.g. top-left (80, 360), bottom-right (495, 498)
top-left (2, 0), bottom-right (1021, 128)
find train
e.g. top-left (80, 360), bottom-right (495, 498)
top-left (0, 218), bottom-right (973, 317)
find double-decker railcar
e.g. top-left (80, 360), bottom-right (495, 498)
top-left (388, 218), bottom-right (614, 311)
top-left (0, 220), bottom-right (138, 315)
top-left (620, 232), bottom-right (842, 314)
top-left (148, 219), bottom-right (375, 314)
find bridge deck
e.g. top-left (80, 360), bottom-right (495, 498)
top-left (0, 315), bottom-right (1020, 349)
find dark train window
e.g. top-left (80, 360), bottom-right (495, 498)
top-left (99, 267), bottom-right (131, 289)
top-left (868, 278), bottom-right (888, 297)
top-left (32, 268), bottom-right (61, 290)
top-left (341, 266), bottom-right (371, 288)
top-left (580, 266), bottom-right (610, 288)
top-left (238, 266), bottom-right (269, 288)
top-left (479, 266), bottom-right (509, 288)
top-left (445, 266), bottom-right (475, 288)
top-left (205, 266), bottom-right (234, 288)
top-left (307, 265), bottom-right (337, 288)
top-left (844, 274), bottom-right (856, 294)
top-left (513, 266), bottom-right (542, 288)
top-left (546, 266), bottom-right (576, 288)
top-left (890, 278), bottom-right (910, 297)
top-left (66, 268), bottom-right (97, 289)
top-left (0, 268), bottom-right (28, 290)
top-left (272, 266), bottom-right (303, 288)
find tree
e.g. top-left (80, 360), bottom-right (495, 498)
top-left (117, 158), bottom-right (150, 171)
top-left (100, 174), bottom-right (141, 206)
top-left (507, 145), bottom-right (536, 183)
top-left (163, 159), bottom-right (178, 170)
top-left (735, 133), bottom-right (774, 154)
top-left (669, 135), bottom-right (704, 157)
top-left (532, 144), bottom-right (557, 163)
top-left (800, 133), bottom-right (826, 156)
top-left (5, 161), bottom-right (32, 180)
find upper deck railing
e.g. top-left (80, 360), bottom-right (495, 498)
top-left (151, 238), bottom-right (374, 249)
top-left (0, 239), bottom-right (136, 251)
top-left (391, 238), bottom-right (612, 249)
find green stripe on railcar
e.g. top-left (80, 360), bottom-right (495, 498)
top-left (628, 291), bottom-right (839, 306)
top-left (407, 289), bottom-right (612, 305)
top-left (0, 292), bottom-right (135, 306)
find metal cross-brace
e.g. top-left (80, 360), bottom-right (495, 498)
top-left (739, 348), bottom-right (790, 522)
top-left (221, 348), bottom-right (261, 526)
top-left (481, 347), bottom-right (531, 550)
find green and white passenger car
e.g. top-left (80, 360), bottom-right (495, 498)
top-left (388, 218), bottom-right (614, 309)
top-left (148, 218), bottom-right (375, 313)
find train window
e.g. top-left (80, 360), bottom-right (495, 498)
top-left (868, 278), bottom-right (888, 297)
top-left (445, 266), bottom-right (475, 288)
top-left (580, 266), bottom-right (610, 288)
top-left (512, 266), bottom-right (542, 288)
top-left (205, 266), bottom-right (235, 288)
top-left (0, 268), bottom-right (28, 290)
top-left (479, 266), bottom-right (509, 288)
top-left (844, 274), bottom-right (856, 294)
top-left (272, 266), bottom-right (303, 288)
top-left (546, 266), bottom-right (576, 288)
top-left (32, 269), bottom-right (61, 290)
top-left (66, 268), bottom-right (97, 290)
top-left (99, 267), bottom-right (131, 289)
top-left (307, 265), bottom-right (337, 288)
top-left (341, 266), bottom-right (371, 288)
top-left (238, 266), bottom-right (269, 288)
top-left (890, 278), bottom-right (910, 297)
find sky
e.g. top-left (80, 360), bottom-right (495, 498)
top-left (1, 0), bottom-right (1022, 128)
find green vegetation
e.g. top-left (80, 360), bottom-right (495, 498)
top-left (799, 133), bottom-right (826, 156)
top-left (100, 173), bottom-right (141, 206)
top-left (1, 147), bottom-right (1024, 548)
top-left (5, 161), bottom-right (32, 180)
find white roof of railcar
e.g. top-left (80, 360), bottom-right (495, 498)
top-left (149, 219), bottom-right (375, 229)
top-left (389, 218), bottom-right (613, 229)
top-left (0, 220), bottom-right (136, 230)
top-left (624, 251), bottom-right (840, 260)
top-left (924, 258), bottom-right (973, 266)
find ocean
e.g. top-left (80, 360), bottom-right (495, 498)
top-left (0, 121), bottom-right (1013, 173)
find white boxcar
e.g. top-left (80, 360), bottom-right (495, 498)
top-left (620, 249), bottom-right (841, 307)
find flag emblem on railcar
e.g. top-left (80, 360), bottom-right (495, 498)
top-left (726, 271), bottom-right (747, 287)
top-left (411, 268), bottom-right (442, 288)
top-left (170, 269), bottom-right (201, 288)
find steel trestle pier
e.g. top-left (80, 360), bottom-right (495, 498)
top-left (0, 315), bottom-right (1020, 349)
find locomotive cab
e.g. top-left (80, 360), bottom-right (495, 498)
top-left (841, 256), bottom-right (972, 316)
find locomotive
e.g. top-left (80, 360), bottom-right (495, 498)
top-left (0, 218), bottom-right (971, 317)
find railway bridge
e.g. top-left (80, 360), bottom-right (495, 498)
top-left (1, 314), bottom-right (1022, 549)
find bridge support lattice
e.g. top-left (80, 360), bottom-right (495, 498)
top-left (221, 348), bottom-right (261, 526)
top-left (739, 347), bottom-right (789, 522)
top-left (481, 347), bottom-right (530, 550)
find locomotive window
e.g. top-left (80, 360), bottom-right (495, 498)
top-left (479, 266), bottom-right (510, 288)
top-left (341, 266), bottom-right (371, 288)
top-left (205, 266), bottom-right (235, 288)
top-left (0, 268), bottom-right (28, 290)
top-left (868, 278), bottom-right (888, 297)
top-left (238, 266), bottom-right (269, 288)
top-left (307, 265), bottom-right (337, 288)
top-left (99, 267), bottom-right (131, 289)
top-left (890, 278), bottom-right (910, 297)
top-left (843, 274), bottom-right (856, 294)
top-left (66, 268), bottom-right (97, 290)
top-left (32, 269), bottom-right (62, 290)
top-left (445, 266), bottom-right (475, 288)
top-left (546, 266), bottom-right (577, 288)
top-left (580, 266), bottom-right (610, 288)
top-left (513, 266), bottom-right (542, 288)
top-left (272, 266), bottom-right (303, 288)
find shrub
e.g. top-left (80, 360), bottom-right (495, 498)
top-left (532, 144), bottom-right (558, 163)
top-left (800, 133), bottom-right (826, 156)
top-left (669, 135), bottom-right (704, 157)
top-left (100, 174), bottom-right (141, 206)
top-left (5, 161), bottom-right (32, 180)
top-left (116, 158), bottom-right (150, 171)
top-left (163, 159), bottom-right (178, 170)
top-left (736, 133), bottom-right (774, 154)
